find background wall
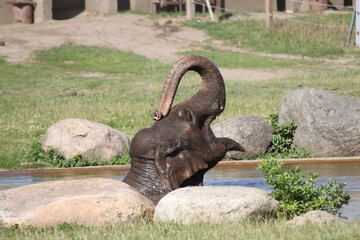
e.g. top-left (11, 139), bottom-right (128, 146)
top-left (224, 0), bottom-right (277, 12)
top-left (85, 0), bottom-right (118, 15)
top-left (0, 0), bottom-right (14, 24)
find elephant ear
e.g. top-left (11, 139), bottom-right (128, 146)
top-left (155, 149), bottom-right (208, 192)
top-left (174, 106), bottom-right (196, 126)
top-left (164, 153), bottom-right (208, 190)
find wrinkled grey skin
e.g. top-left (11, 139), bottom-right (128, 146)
top-left (123, 56), bottom-right (244, 195)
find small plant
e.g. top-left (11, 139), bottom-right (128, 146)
top-left (25, 141), bottom-right (131, 168)
top-left (263, 113), bottom-right (312, 159)
top-left (267, 113), bottom-right (295, 154)
top-left (257, 158), bottom-right (351, 220)
top-left (25, 141), bottom-right (65, 164)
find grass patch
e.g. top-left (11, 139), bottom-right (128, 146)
top-left (182, 13), bottom-right (356, 58)
top-left (295, 13), bottom-right (352, 26)
top-left (0, 46), bottom-right (202, 169)
top-left (35, 44), bottom-right (168, 75)
top-left (182, 46), bottom-right (310, 69)
top-left (1, 219), bottom-right (360, 240)
top-left (1, 43), bottom-right (360, 169)
top-left (219, 68), bottom-right (360, 122)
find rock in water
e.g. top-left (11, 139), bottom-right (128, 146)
top-left (212, 116), bottom-right (272, 159)
top-left (154, 186), bottom-right (278, 224)
top-left (0, 178), bottom-right (154, 227)
top-left (279, 89), bottom-right (360, 157)
top-left (43, 118), bottom-right (130, 161)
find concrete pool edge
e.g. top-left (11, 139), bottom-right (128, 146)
top-left (218, 156), bottom-right (360, 166)
top-left (0, 156), bottom-right (360, 176)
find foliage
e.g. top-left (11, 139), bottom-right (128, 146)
top-left (25, 141), bottom-right (130, 168)
top-left (257, 158), bottom-right (351, 220)
top-left (267, 113), bottom-right (296, 154)
top-left (259, 113), bottom-right (312, 159)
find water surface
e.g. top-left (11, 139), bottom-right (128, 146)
top-left (0, 161), bottom-right (359, 221)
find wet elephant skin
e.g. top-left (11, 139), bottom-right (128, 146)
top-left (123, 55), bottom-right (245, 195)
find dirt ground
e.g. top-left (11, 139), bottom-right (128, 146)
top-left (0, 13), bottom-right (207, 64)
top-left (0, 13), bottom-right (291, 80)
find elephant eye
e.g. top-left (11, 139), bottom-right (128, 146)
top-left (166, 148), bottom-right (182, 158)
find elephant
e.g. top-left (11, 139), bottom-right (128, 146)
top-left (123, 55), bottom-right (245, 196)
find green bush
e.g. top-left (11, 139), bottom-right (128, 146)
top-left (257, 158), bottom-right (351, 220)
top-left (262, 113), bottom-right (312, 159)
top-left (267, 113), bottom-right (295, 154)
top-left (25, 141), bottom-right (130, 168)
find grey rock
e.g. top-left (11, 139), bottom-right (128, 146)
top-left (288, 210), bottom-right (340, 225)
top-left (43, 118), bottom-right (130, 161)
top-left (0, 178), bottom-right (155, 227)
top-left (154, 186), bottom-right (278, 224)
top-left (212, 116), bottom-right (273, 159)
top-left (279, 89), bottom-right (360, 157)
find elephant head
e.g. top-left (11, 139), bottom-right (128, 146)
top-left (123, 55), bottom-right (244, 195)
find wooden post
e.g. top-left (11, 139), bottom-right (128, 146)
top-left (265, 0), bottom-right (273, 29)
top-left (356, 0), bottom-right (360, 48)
top-left (186, 0), bottom-right (195, 20)
top-left (215, 0), bottom-right (222, 13)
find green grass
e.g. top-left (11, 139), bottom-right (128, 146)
top-left (182, 46), bottom-right (311, 69)
top-left (35, 44), bottom-right (168, 75)
top-left (182, 13), bottom-right (357, 58)
top-left (0, 45), bottom-right (201, 169)
top-left (0, 220), bottom-right (359, 240)
top-left (217, 69), bottom-right (360, 121)
top-left (295, 13), bottom-right (352, 26)
top-left (1, 41), bottom-right (360, 169)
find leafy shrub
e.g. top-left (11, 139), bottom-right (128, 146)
top-left (262, 113), bottom-right (312, 159)
top-left (25, 141), bottom-right (130, 168)
top-left (257, 158), bottom-right (351, 220)
top-left (267, 113), bottom-right (295, 154)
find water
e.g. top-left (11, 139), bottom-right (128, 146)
top-left (0, 161), bottom-right (359, 222)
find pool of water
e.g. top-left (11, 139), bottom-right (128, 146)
top-left (0, 161), bottom-right (359, 222)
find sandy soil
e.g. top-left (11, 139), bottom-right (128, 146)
top-left (0, 13), bottom-right (208, 63)
top-left (0, 13), bottom-right (289, 81)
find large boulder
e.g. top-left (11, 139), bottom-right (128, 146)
top-left (212, 116), bottom-right (272, 159)
top-left (279, 89), bottom-right (360, 157)
top-left (43, 118), bottom-right (130, 161)
top-left (0, 178), bottom-right (154, 227)
top-left (287, 210), bottom-right (340, 225)
top-left (154, 186), bottom-right (278, 224)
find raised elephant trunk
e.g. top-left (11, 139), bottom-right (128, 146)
top-left (153, 56), bottom-right (225, 121)
top-left (124, 56), bottom-right (244, 196)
